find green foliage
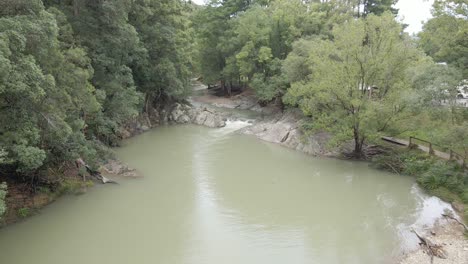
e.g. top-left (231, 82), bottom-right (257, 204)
top-left (57, 179), bottom-right (86, 195)
top-left (284, 13), bottom-right (424, 155)
top-left (372, 148), bottom-right (468, 205)
top-left (462, 189), bottom-right (468, 204)
top-left (0, 0), bottom-right (194, 180)
top-left (194, 0), bottom-right (330, 97)
top-left (129, 0), bottom-right (194, 104)
top-left (17, 207), bottom-right (30, 218)
top-left (418, 161), bottom-right (464, 192)
top-left (362, 0), bottom-right (398, 17)
top-left (419, 1), bottom-right (468, 77)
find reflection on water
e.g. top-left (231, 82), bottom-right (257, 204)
top-left (0, 124), bottom-right (452, 264)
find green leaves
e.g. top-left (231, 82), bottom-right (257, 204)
top-left (419, 2), bottom-right (468, 77)
top-left (0, 0), bottom-right (197, 177)
top-left (284, 13), bottom-right (421, 155)
top-left (12, 145), bottom-right (46, 172)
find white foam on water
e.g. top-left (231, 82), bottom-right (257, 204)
top-left (212, 119), bottom-right (252, 137)
top-left (410, 185), bottom-right (456, 228)
top-left (396, 184), bottom-right (456, 253)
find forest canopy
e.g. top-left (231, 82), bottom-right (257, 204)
top-left (0, 0), bottom-right (195, 179)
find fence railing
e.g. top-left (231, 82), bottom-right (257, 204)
top-left (408, 136), bottom-right (466, 168)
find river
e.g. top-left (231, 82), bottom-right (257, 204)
top-left (0, 122), bottom-right (453, 264)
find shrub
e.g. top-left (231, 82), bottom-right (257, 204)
top-left (17, 207), bottom-right (30, 218)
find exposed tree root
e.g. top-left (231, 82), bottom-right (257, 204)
top-left (412, 229), bottom-right (448, 263)
top-left (442, 213), bottom-right (468, 232)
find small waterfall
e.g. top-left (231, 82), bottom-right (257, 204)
top-left (211, 119), bottom-right (252, 137)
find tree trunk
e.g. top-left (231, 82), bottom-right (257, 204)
top-left (73, 0), bottom-right (79, 16)
top-left (227, 81), bottom-right (232, 97)
top-left (221, 80), bottom-right (226, 96)
top-left (353, 126), bottom-right (363, 157)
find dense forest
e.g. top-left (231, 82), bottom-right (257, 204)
top-left (0, 0), bottom-right (467, 220)
top-left (0, 0), bottom-right (196, 218)
top-left (0, 0), bottom-right (194, 172)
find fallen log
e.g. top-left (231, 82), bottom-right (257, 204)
top-left (412, 229), bottom-right (448, 263)
top-left (442, 213), bottom-right (468, 232)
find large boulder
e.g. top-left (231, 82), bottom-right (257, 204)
top-left (241, 110), bottom-right (337, 156)
top-left (101, 160), bottom-right (139, 178)
top-left (190, 108), bottom-right (226, 128)
top-left (169, 103), bottom-right (226, 128)
top-left (169, 103), bottom-right (191, 124)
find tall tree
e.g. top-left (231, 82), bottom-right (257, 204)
top-left (284, 13), bottom-right (424, 156)
top-left (0, 0), bottom-right (103, 173)
top-left (419, 0), bottom-right (468, 77)
top-left (129, 0), bottom-right (194, 112)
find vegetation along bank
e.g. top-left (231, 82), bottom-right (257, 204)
top-left (0, 2), bottom-right (467, 260)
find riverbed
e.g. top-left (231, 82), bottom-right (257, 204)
top-left (0, 123), bottom-right (453, 264)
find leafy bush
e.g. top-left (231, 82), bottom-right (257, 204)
top-left (417, 161), bottom-right (463, 192)
top-left (460, 188), bottom-right (468, 204)
top-left (17, 207), bottom-right (29, 218)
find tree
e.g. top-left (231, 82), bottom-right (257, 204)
top-left (419, 0), bottom-right (468, 77)
top-left (362, 0), bottom-right (398, 17)
top-left (0, 182), bottom-right (6, 221)
top-left (0, 150), bottom-right (7, 221)
top-left (129, 0), bottom-right (194, 111)
top-left (410, 63), bottom-right (464, 123)
top-left (284, 13), bottom-right (424, 156)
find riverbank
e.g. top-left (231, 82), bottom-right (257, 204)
top-left (400, 218), bottom-right (468, 264)
top-left (0, 158), bottom-right (139, 226)
top-left (1, 81), bottom-right (466, 263)
top-left (186, 81), bottom-right (468, 263)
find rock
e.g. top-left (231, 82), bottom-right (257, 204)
top-left (169, 103), bottom-right (186, 122)
top-left (101, 160), bottom-right (139, 177)
top-left (241, 110), bottom-right (336, 156)
top-left (119, 128), bottom-right (132, 139)
top-left (168, 103), bottom-right (226, 128)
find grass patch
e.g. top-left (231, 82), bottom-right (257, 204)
top-left (17, 207), bottom-right (30, 218)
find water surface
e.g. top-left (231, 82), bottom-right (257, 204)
top-left (0, 123), bottom-right (452, 264)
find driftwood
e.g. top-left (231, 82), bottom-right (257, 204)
top-left (76, 158), bottom-right (118, 184)
top-left (412, 229), bottom-right (448, 263)
top-left (442, 213), bottom-right (468, 232)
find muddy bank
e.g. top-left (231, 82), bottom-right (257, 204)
top-left (0, 163), bottom-right (81, 226)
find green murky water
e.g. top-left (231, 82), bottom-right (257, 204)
top-left (0, 123), bottom-right (451, 264)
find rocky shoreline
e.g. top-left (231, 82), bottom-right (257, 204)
top-left (400, 218), bottom-right (468, 264)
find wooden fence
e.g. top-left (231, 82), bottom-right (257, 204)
top-left (408, 136), bottom-right (466, 168)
